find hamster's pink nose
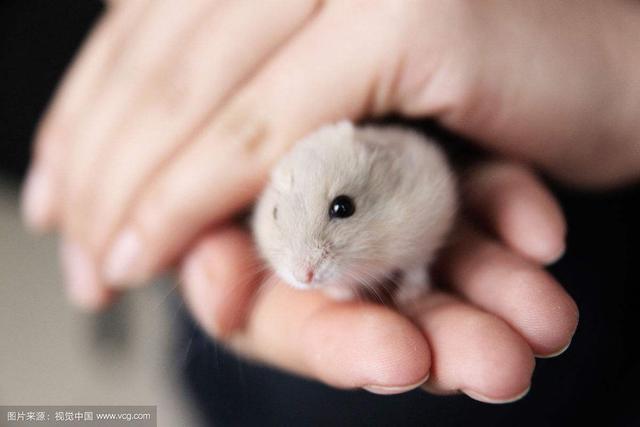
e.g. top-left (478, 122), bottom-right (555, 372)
top-left (305, 270), bottom-right (314, 283)
top-left (294, 268), bottom-right (315, 284)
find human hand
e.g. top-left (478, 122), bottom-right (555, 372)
top-left (21, 0), bottom-right (640, 291)
top-left (24, 0), bottom-right (640, 287)
top-left (18, 0), bottom-right (626, 401)
top-left (178, 159), bottom-right (577, 402)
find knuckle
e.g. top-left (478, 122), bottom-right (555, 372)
top-left (214, 101), bottom-right (271, 158)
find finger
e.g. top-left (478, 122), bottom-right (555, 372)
top-left (21, 0), bottom-right (152, 231)
top-left (180, 225), bottom-right (264, 338)
top-left (104, 0), bottom-right (406, 285)
top-left (180, 226), bottom-right (431, 394)
top-left (438, 224), bottom-right (579, 358)
top-left (463, 161), bottom-right (566, 264)
top-left (78, 0), bottom-right (319, 280)
top-left (51, 0), bottom-right (219, 294)
top-left (61, 0), bottom-right (216, 240)
top-left (25, 0), bottom-right (150, 309)
top-left (59, 238), bottom-right (116, 312)
top-left (411, 292), bottom-right (535, 404)
top-left (233, 285), bottom-right (431, 394)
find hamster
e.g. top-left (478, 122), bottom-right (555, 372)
top-left (252, 121), bottom-right (457, 304)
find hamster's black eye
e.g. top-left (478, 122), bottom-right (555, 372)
top-left (329, 195), bottom-right (355, 219)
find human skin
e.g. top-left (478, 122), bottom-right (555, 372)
top-left (21, 0), bottom-right (640, 401)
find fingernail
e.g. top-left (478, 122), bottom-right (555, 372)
top-left (103, 227), bottom-right (142, 286)
top-left (21, 164), bottom-right (55, 231)
top-left (463, 386), bottom-right (530, 404)
top-left (60, 239), bottom-right (101, 309)
top-left (363, 373), bottom-right (430, 395)
top-left (535, 340), bottom-right (572, 359)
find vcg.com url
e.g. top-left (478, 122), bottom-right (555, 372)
top-left (95, 411), bottom-right (152, 421)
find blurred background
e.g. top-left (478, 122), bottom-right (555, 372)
top-left (2, 1), bottom-right (640, 426)
top-left (0, 183), bottom-right (200, 426)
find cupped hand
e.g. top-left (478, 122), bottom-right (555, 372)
top-left (21, 0), bottom-right (640, 293)
top-left (19, 0), bottom-right (628, 401)
top-left (178, 159), bottom-right (577, 402)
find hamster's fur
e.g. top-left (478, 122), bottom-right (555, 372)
top-left (252, 121), bottom-right (457, 304)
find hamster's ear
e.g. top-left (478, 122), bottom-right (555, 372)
top-left (308, 120), bottom-right (355, 143)
top-left (332, 120), bottom-right (355, 140)
top-left (271, 164), bottom-right (294, 191)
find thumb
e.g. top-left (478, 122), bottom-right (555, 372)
top-left (395, 0), bottom-right (640, 187)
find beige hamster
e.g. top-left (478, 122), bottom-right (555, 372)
top-left (252, 121), bottom-right (457, 304)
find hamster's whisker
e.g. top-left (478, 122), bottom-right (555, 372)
top-left (342, 270), bottom-right (378, 304)
top-left (379, 270), bottom-right (403, 294)
top-left (355, 268), bottom-right (391, 305)
top-left (180, 258), bottom-right (274, 305)
top-left (347, 265), bottom-right (404, 308)
top-left (343, 268), bottom-right (386, 305)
